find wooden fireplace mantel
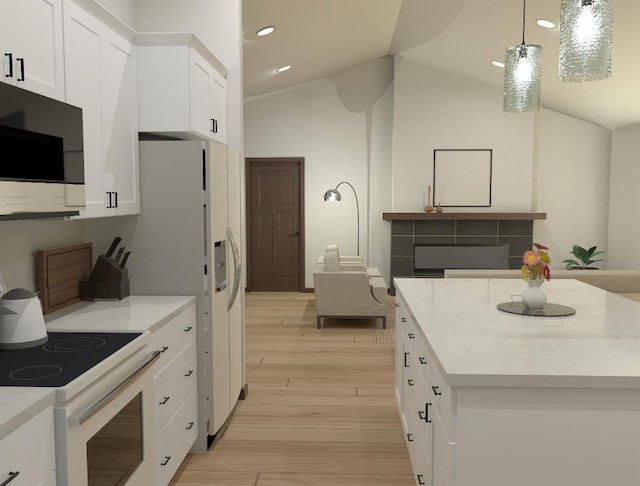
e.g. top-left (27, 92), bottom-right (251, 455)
top-left (382, 212), bottom-right (547, 222)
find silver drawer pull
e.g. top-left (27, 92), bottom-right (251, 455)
top-left (71, 351), bottom-right (161, 426)
top-left (432, 385), bottom-right (442, 396)
top-left (161, 456), bottom-right (171, 466)
top-left (407, 378), bottom-right (414, 386)
top-left (184, 326), bottom-right (193, 332)
top-left (159, 396), bottom-right (170, 405)
top-left (0, 471), bottom-right (19, 486)
top-left (185, 370), bottom-right (194, 377)
top-left (406, 433), bottom-right (413, 442)
top-left (401, 317), bottom-right (407, 323)
top-left (186, 421), bottom-right (195, 430)
top-left (419, 357), bottom-right (427, 365)
top-left (408, 333), bottom-right (415, 339)
top-left (417, 474), bottom-right (426, 485)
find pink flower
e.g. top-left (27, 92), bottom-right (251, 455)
top-left (522, 250), bottom-right (540, 266)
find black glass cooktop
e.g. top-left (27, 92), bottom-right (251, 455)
top-left (0, 332), bottom-right (142, 387)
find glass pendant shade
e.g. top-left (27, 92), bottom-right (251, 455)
top-left (503, 44), bottom-right (543, 112)
top-left (559, 0), bottom-right (614, 82)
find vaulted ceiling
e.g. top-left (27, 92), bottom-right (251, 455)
top-left (243, 0), bottom-right (640, 129)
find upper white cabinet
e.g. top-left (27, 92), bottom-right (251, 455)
top-left (0, 0), bottom-right (65, 101)
top-left (63, 0), bottom-right (139, 218)
top-left (137, 34), bottom-right (227, 143)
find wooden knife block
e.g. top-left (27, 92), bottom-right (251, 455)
top-left (79, 255), bottom-right (130, 300)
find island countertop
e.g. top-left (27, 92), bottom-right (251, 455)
top-left (394, 278), bottom-right (640, 389)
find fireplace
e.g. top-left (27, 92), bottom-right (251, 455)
top-left (414, 244), bottom-right (510, 274)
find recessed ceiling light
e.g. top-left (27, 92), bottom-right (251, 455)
top-left (256, 26), bottom-right (275, 37)
top-left (536, 19), bottom-right (557, 29)
top-left (275, 65), bottom-right (291, 73)
top-left (491, 60), bottom-right (505, 68)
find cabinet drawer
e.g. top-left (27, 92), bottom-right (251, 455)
top-left (430, 360), bottom-right (456, 441)
top-left (409, 364), bottom-right (433, 458)
top-left (155, 390), bottom-right (199, 486)
top-left (154, 341), bottom-right (198, 434)
top-left (0, 407), bottom-right (55, 486)
top-left (432, 411), bottom-right (455, 486)
top-left (398, 303), bottom-right (431, 387)
top-left (407, 429), bottom-right (431, 486)
top-left (152, 304), bottom-right (196, 376)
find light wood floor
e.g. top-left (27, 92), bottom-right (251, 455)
top-left (170, 292), bottom-right (414, 485)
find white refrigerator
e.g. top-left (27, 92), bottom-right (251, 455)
top-left (127, 139), bottom-right (245, 452)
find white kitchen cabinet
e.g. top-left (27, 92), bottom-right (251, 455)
top-left (0, 407), bottom-right (56, 486)
top-left (0, 0), bottom-right (65, 101)
top-left (137, 33), bottom-right (227, 143)
top-left (395, 279), bottom-right (640, 486)
top-left (63, 0), bottom-right (139, 218)
top-left (151, 302), bottom-right (198, 486)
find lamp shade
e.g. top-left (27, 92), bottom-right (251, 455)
top-left (503, 44), bottom-right (543, 112)
top-left (559, 0), bottom-right (614, 82)
top-left (323, 189), bottom-right (341, 202)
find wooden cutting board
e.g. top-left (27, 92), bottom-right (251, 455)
top-left (37, 242), bottom-right (93, 314)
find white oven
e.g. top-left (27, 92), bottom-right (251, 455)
top-left (54, 339), bottom-right (160, 485)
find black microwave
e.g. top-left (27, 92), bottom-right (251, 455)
top-left (0, 82), bottom-right (85, 219)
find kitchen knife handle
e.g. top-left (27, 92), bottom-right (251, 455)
top-left (106, 236), bottom-right (122, 258)
top-left (120, 251), bottom-right (131, 268)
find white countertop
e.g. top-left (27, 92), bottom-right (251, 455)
top-left (45, 295), bottom-right (197, 333)
top-left (0, 295), bottom-right (196, 440)
top-left (394, 278), bottom-right (640, 389)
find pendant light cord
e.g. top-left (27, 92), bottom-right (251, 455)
top-left (522, 0), bottom-right (527, 45)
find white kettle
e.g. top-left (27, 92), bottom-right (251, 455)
top-left (0, 288), bottom-right (48, 349)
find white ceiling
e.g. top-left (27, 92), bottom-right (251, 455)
top-left (243, 0), bottom-right (640, 130)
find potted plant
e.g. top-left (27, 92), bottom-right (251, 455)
top-left (562, 245), bottom-right (604, 269)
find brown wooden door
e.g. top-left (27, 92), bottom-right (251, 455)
top-left (246, 158), bottom-right (304, 291)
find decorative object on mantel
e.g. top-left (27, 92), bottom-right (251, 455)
top-left (520, 243), bottom-right (551, 311)
top-left (562, 244), bottom-right (604, 269)
top-left (436, 202), bottom-right (443, 213)
top-left (559, 0), bottom-right (614, 82)
top-left (503, 0), bottom-right (542, 112)
top-left (425, 185), bottom-right (434, 213)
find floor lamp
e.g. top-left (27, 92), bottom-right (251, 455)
top-left (323, 181), bottom-right (360, 256)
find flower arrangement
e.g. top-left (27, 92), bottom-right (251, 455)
top-left (521, 243), bottom-right (551, 281)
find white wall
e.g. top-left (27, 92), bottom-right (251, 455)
top-left (0, 219), bottom-right (85, 292)
top-left (607, 123), bottom-right (640, 268)
top-left (244, 57), bottom-right (395, 288)
top-left (533, 109), bottom-right (611, 269)
top-left (392, 57), bottom-right (535, 212)
top-left (95, 0), bottom-right (135, 26)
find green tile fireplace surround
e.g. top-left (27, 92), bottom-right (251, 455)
top-left (383, 212), bottom-right (546, 294)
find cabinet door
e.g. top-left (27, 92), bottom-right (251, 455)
top-left (63, 2), bottom-right (105, 217)
top-left (190, 49), bottom-right (215, 139)
top-left (3, 0), bottom-right (64, 100)
top-left (209, 72), bottom-right (226, 143)
top-left (100, 31), bottom-right (139, 216)
top-left (64, 1), bottom-right (139, 218)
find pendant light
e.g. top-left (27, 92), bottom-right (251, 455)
top-left (503, 0), bottom-right (542, 112)
top-left (559, 0), bottom-right (614, 82)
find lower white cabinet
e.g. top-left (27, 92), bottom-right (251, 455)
top-left (151, 303), bottom-right (198, 486)
top-left (0, 407), bottom-right (56, 486)
top-left (395, 288), bottom-right (640, 486)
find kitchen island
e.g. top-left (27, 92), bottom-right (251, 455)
top-left (394, 278), bottom-right (640, 486)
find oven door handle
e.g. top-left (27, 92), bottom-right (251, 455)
top-left (69, 350), bottom-right (161, 426)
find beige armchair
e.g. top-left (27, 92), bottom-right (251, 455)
top-left (313, 248), bottom-right (388, 329)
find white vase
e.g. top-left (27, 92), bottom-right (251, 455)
top-left (522, 279), bottom-right (547, 311)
